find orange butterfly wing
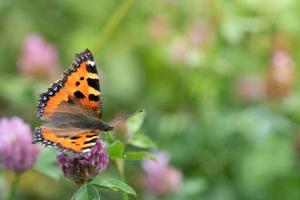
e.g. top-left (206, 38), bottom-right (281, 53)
top-left (36, 49), bottom-right (102, 120)
top-left (33, 127), bottom-right (99, 153)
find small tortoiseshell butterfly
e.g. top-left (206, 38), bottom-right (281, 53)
top-left (33, 49), bottom-right (113, 154)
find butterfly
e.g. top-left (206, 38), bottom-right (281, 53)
top-left (33, 49), bottom-right (113, 154)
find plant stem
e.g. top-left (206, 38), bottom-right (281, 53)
top-left (121, 172), bottom-right (129, 200)
top-left (7, 173), bottom-right (21, 200)
top-left (115, 159), bottom-right (128, 200)
top-left (93, 0), bottom-right (134, 51)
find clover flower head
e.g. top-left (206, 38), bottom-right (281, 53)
top-left (142, 151), bottom-right (182, 197)
top-left (0, 117), bottom-right (39, 173)
top-left (18, 33), bottom-right (60, 79)
top-left (266, 50), bottom-right (294, 100)
top-left (56, 140), bottom-right (109, 185)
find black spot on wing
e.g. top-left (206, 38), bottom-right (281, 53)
top-left (86, 64), bottom-right (97, 74)
top-left (67, 97), bottom-right (75, 104)
top-left (89, 94), bottom-right (99, 102)
top-left (87, 78), bottom-right (100, 91)
top-left (83, 138), bottom-right (98, 145)
top-left (75, 81), bottom-right (80, 86)
top-left (57, 135), bottom-right (70, 138)
top-left (74, 91), bottom-right (85, 99)
top-left (86, 134), bottom-right (98, 138)
top-left (70, 136), bottom-right (81, 140)
top-left (80, 77), bottom-right (84, 80)
top-left (82, 146), bottom-right (93, 150)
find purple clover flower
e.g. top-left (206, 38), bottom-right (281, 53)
top-left (56, 140), bottom-right (109, 185)
top-left (18, 33), bottom-right (60, 79)
top-left (142, 151), bottom-right (182, 197)
top-left (0, 117), bottom-right (39, 173)
top-left (266, 50), bottom-right (294, 100)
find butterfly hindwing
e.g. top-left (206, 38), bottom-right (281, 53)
top-left (36, 49), bottom-right (103, 120)
top-left (33, 127), bottom-right (99, 153)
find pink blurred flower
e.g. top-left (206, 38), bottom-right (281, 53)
top-left (235, 75), bottom-right (265, 103)
top-left (169, 39), bottom-right (188, 63)
top-left (142, 152), bottom-right (182, 197)
top-left (266, 50), bottom-right (295, 100)
top-left (18, 34), bottom-right (60, 79)
top-left (187, 22), bottom-right (208, 48)
top-left (0, 117), bottom-right (39, 173)
top-left (270, 50), bottom-right (293, 83)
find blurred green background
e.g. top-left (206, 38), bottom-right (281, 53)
top-left (1, 0), bottom-right (300, 199)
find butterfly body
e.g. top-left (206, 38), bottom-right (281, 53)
top-left (45, 103), bottom-right (112, 131)
top-left (33, 49), bottom-right (113, 154)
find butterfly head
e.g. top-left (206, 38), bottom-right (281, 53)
top-left (98, 120), bottom-right (114, 132)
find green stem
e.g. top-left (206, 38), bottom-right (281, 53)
top-left (93, 0), bottom-right (134, 51)
top-left (121, 173), bottom-right (128, 200)
top-left (7, 173), bottom-right (21, 200)
top-left (115, 159), bottom-right (128, 200)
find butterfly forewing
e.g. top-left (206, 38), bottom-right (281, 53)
top-left (61, 53), bottom-right (102, 114)
top-left (36, 49), bottom-right (103, 120)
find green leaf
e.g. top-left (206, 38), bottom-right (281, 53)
top-left (107, 140), bottom-right (125, 158)
top-left (179, 178), bottom-right (206, 196)
top-left (74, 184), bottom-right (100, 200)
top-left (0, 76), bottom-right (35, 107)
top-left (91, 178), bottom-right (136, 197)
top-left (124, 151), bottom-right (156, 160)
top-left (34, 148), bottom-right (61, 179)
top-left (128, 133), bottom-right (156, 149)
top-left (126, 109), bottom-right (146, 134)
